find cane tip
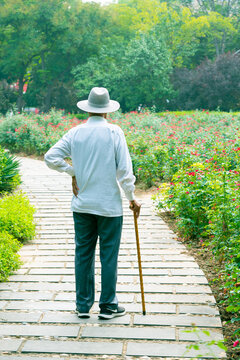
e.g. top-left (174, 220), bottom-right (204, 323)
top-left (143, 311), bottom-right (146, 316)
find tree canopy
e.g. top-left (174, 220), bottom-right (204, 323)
top-left (0, 0), bottom-right (239, 113)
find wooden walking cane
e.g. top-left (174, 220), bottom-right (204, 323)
top-left (133, 211), bottom-right (146, 315)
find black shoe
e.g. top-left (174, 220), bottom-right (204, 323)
top-left (75, 309), bottom-right (90, 319)
top-left (98, 306), bottom-right (126, 320)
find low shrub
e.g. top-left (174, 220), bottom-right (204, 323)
top-left (71, 113), bottom-right (88, 120)
top-left (0, 231), bottom-right (22, 282)
top-left (0, 146), bottom-right (21, 193)
top-left (0, 191), bottom-right (36, 243)
top-left (153, 163), bottom-right (240, 318)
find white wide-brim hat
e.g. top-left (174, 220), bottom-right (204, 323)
top-left (77, 87), bottom-right (120, 113)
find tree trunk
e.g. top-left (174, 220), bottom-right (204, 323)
top-left (43, 84), bottom-right (53, 113)
top-left (214, 38), bottom-right (220, 57)
top-left (17, 76), bottom-right (24, 113)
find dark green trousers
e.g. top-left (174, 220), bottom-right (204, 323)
top-left (73, 212), bottom-right (123, 313)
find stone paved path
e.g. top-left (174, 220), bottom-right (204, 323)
top-left (0, 157), bottom-right (226, 359)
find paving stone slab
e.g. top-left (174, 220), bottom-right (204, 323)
top-left (0, 324), bottom-right (80, 337)
top-left (138, 294), bottom-right (215, 304)
top-left (126, 342), bottom-right (226, 358)
top-left (7, 275), bottom-right (62, 283)
top-left (124, 243), bottom-right (184, 249)
top-left (0, 291), bottom-right (53, 301)
top-left (134, 314), bottom-right (222, 328)
top-left (0, 339), bottom-right (22, 352)
top-left (55, 292), bottom-right (134, 303)
top-left (29, 268), bottom-right (74, 275)
top-left (21, 262), bottom-right (72, 269)
top-left (5, 301), bottom-right (74, 311)
top-left (0, 357), bottom-right (67, 360)
top-left (96, 275), bottom-right (208, 285)
top-left (117, 269), bottom-right (170, 276)
top-left (179, 305), bottom-right (220, 316)
top-left (117, 284), bottom-right (175, 293)
top-left (22, 340), bottom-right (123, 355)
top-left (179, 327), bottom-right (224, 341)
top-left (174, 285), bottom-right (212, 294)
top-left (19, 250), bottom-right (68, 256)
top-left (171, 269), bottom-right (205, 276)
top-left (0, 311), bottom-right (41, 323)
top-left (0, 302), bottom-right (7, 309)
top-left (137, 262), bottom-right (199, 269)
top-left (120, 303), bottom-right (177, 313)
top-left (137, 276), bottom-right (208, 285)
top-left (18, 283), bottom-right (75, 292)
top-left (82, 326), bottom-right (176, 340)
top-left (41, 313), bottom-right (131, 325)
top-left (0, 283), bottom-right (20, 291)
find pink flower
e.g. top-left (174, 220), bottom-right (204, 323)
top-left (186, 191), bottom-right (189, 194)
top-left (138, 168), bottom-right (142, 171)
top-left (233, 340), bottom-right (239, 347)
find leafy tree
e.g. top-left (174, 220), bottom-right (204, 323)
top-left (74, 32), bottom-right (173, 112)
top-left (112, 33), bottom-right (173, 111)
top-left (181, 11), bottom-right (237, 60)
top-left (0, 0), bottom-right (43, 112)
top-left (188, 0), bottom-right (240, 17)
top-left (0, 81), bottom-right (17, 115)
top-left (24, 1), bottom-right (125, 112)
top-left (171, 52), bottom-right (240, 111)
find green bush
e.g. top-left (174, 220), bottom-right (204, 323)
top-left (71, 113), bottom-right (88, 120)
top-left (0, 231), bottom-right (22, 282)
top-left (0, 81), bottom-right (17, 115)
top-left (0, 191), bottom-right (36, 243)
top-left (0, 146), bottom-right (21, 193)
top-left (0, 115), bottom-right (26, 152)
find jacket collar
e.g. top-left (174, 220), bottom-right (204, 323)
top-left (87, 116), bottom-right (107, 124)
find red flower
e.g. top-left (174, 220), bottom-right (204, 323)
top-left (233, 340), bottom-right (239, 347)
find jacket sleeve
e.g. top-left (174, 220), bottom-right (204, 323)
top-left (44, 129), bottom-right (75, 177)
top-left (115, 128), bottom-right (136, 200)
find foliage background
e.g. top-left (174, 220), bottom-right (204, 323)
top-left (0, 0), bottom-right (240, 114)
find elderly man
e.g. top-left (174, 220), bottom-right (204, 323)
top-left (44, 87), bottom-right (140, 320)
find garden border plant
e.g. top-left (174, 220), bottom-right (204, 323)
top-left (0, 146), bottom-right (36, 282)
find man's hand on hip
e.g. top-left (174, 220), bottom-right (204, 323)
top-left (72, 176), bottom-right (79, 196)
top-left (129, 200), bottom-right (141, 218)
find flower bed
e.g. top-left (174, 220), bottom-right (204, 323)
top-left (0, 110), bottom-right (239, 352)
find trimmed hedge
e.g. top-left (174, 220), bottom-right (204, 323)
top-left (0, 191), bottom-right (36, 244)
top-left (0, 231), bottom-right (22, 282)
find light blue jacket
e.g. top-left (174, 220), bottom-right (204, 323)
top-left (44, 116), bottom-right (136, 216)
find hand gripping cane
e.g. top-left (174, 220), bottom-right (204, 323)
top-left (133, 212), bottom-right (146, 315)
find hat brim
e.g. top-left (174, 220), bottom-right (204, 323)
top-left (77, 100), bottom-right (120, 113)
